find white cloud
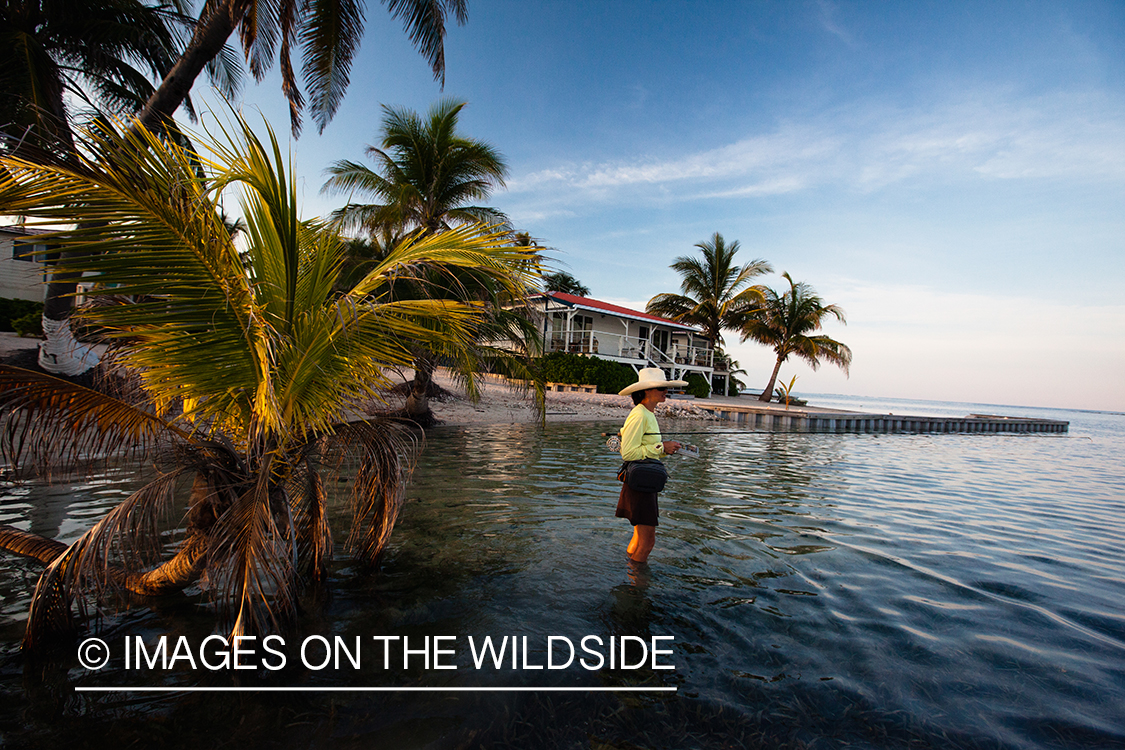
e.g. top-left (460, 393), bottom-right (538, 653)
top-left (507, 123), bottom-right (838, 195)
top-left (815, 0), bottom-right (858, 48)
top-left (506, 91), bottom-right (1125, 206)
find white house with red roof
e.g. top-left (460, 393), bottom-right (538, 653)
top-left (527, 291), bottom-right (726, 389)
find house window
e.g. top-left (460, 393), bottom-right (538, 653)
top-left (549, 313), bottom-right (567, 352)
top-left (569, 315), bottom-right (593, 351)
top-left (12, 241), bottom-right (41, 262)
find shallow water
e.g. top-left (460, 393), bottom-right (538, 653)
top-left (1, 400), bottom-right (1124, 749)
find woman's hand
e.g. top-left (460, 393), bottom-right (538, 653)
top-left (662, 440), bottom-right (682, 455)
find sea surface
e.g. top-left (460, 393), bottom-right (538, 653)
top-left (1, 396), bottom-right (1123, 749)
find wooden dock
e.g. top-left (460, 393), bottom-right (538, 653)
top-left (689, 402), bottom-right (1068, 434)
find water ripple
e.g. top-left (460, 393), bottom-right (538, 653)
top-left (1, 411), bottom-right (1124, 748)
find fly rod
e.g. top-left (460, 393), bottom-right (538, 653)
top-left (599, 431), bottom-right (746, 436)
top-left (602, 432), bottom-right (706, 458)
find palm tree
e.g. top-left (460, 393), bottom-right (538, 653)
top-left (543, 271), bottom-right (590, 297)
top-left (136, 0), bottom-right (468, 137)
top-left (392, 248), bottom-right (545, 426)
top-left (323, 98), bottom-right (516, 424)
top-left (739, 273), bottom-right (852, 402)
top-left (0, 113), bottom-right (540, 645)
top-left (1, 0), bottom-right (227, 376)
top-left (645, 232), bottom-right (772, 348)
top-left (0, 0), bottom-right (203, 159)
top-left (30, 0), bottom-right (469, 377)
top-left (323, 98), bottom-right (510, 236)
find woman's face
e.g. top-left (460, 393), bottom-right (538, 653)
top-left (643, 387), bottom-right (667, 407)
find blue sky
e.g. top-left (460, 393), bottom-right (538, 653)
top-left (200, 0), bottom-right (1125, 411)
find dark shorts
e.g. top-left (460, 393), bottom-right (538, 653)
top-left (616, 483), bottom-right (659, 527)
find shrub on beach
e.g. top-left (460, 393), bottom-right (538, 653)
top-left (536, 352), bottom-right (637, 394)
top-left (11, 312), bottom-right (43, 338)
top-left (0, 298), bottom-right (42, 332)
top-left (684, 372), bottom-right (711, 399)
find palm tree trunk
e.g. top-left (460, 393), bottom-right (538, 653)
top-left (759, 355), bottom-right (785, 402)
top-left (0, 522), bottom-right (206, 594)
top-left (133, 0), bottom-right (245, 132)
top-left (0, 522), bottom-right (206, 603)
top-left (404, 358), bottom-right (436, 425)
top-left (42, 259), bottom-right (81, 321)
top-left (0, 524), bottom-right (67, 565)
top-left (123, 533), bottom-right (208, 595)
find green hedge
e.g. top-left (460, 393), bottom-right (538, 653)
top-left (12, 312), bottom-right (43, 337)
top-left (535, 352), bottom-right (638, 395)
top-left (0, 298), bottom-right (42, 333)
top-left (535, 353), bottom-right (723, 398)
top-left (684, 372), bottom-right (711, 399)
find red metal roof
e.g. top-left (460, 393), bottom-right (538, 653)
top-left (536, 291), bottom-right (699, 332)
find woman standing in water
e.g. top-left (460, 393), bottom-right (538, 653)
top-left (616, 368), bottom-right (686, 562)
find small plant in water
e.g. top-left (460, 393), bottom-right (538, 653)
top-left (775, 374), bottom-right (799, 409)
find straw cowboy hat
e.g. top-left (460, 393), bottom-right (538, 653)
top-left (618, 367), bottom-right (689, 396)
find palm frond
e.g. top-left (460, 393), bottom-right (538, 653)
top-left (301, 0), bottom-right (364, 133)
top-left (374, 1), bottom-right (468, 85)
top-left (288, 450), bottom-right (332, 586)
top-left (22, 469), bottom-right (188, 649)
top-left (337, 418), bottom-right (419, 564)
top-left (0, 366), bottom-right (190, 478)
top-left (210, 458), bottom-right (298, 637)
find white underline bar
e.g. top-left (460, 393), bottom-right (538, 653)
top-left (75, 686), bottom-right (676, 693)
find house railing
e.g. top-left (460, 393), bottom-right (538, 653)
top-left (670, 343), bottom-right (714, 368)
top-left (547, 331), bottom-right (712, 369)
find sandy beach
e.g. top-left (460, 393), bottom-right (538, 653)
top-left (375, 367), bottom-right (726, 426)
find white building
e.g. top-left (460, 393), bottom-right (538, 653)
top-left (525, 291), bottom-right (730, 392)
top-left (0, 225), bottom-right (50, 302)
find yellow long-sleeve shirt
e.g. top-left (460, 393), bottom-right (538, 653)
top-left (620, 403), bottom-right (664, 462)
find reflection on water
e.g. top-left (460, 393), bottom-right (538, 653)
top-left (2, 410), bottom-right (1125, 748)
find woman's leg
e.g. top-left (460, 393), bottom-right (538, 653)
top-left (627, 524), bottom-right (656, 562)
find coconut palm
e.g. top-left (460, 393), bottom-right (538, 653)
top-left (0, 113), bottom-right (540, 646)
top-left (739, 273), bottom-right (852, 402)
top-left (32, 0), bottom-right (469, 377)
top-left (323, 98), bottom-right (516, 423)
top-left (543, 271), bottom-right (590, 297)
top-left (0, 0), bottom-right (207, 159)
top-left (136, 0), bottom-right (467, 137)
top-left (645, 232), bottom-right (772, 348)
top-left (323, 98), bottom-right (510, 237)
